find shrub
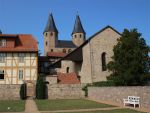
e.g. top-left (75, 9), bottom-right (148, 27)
top-left (36, 76), bottom-right (46, 99)
top-left (92, 81), bottom-right (116, 87)
top-left (20, 83), bottom-right (26, 100)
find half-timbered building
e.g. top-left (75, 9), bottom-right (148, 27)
top-left (0, 34), bottom-right (38, 85)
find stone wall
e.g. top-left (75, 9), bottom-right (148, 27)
top-left (47, 84), bottom-right (85, 99)
top-left (80, 27), bottom-right (121, 83)
top-left (0, 85), bottom-right (20, 100)
top-left (88, 86), bottom-right (150, 108)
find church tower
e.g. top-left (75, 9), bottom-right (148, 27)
top-left (72, 15), bottom-right (86, 47)
top-left (43, 13), bottom-right (58, 56)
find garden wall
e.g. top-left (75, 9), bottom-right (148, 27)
top-left (0, 85), bottom-right (21, 100)
top-left (47, 84), bottom-right (85, 99)
top-left (88, 86), bottom-right (150, 108)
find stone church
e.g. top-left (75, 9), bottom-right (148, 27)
top-left (43, 14), bottom-right (86, 63)
top-left (42, 14), bottom-right (121, 84)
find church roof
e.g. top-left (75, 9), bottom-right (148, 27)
top-left (72, 15), bottom-right (86, 35)
top-left (52, 25), bottom-right (121, 66)
top-left (43, 13), bottom-right (58, 34)
top-left (57, 40), bottom-right (76, 48)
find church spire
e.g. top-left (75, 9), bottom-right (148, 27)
top-left (72, 15), bottom-right (85, 35)
top-left (43, 13), bottom-right (58, 34)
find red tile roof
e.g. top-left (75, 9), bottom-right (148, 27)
top-left (57, 72), bottom-right (80, 84)
top-left (47, 52), bottom-right (67, 57)
top-left (0, 34), bottom-right (38, 52)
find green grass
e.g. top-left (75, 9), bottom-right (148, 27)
top-left (35, 99), bottom-right (115, 111)
top-left (0, 100), bottom-right (25, 112)
top-left (60, 109), bottom-right (145, 113)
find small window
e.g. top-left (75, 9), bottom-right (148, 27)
top-left (80, 34), bottom-right (82, 38)
top-left (0, 39), bottom-right (6, 47)
top-left (101, 52), bottom-right (107, 71)
top-left (45, 33), bottom-right (47, 37)
top-left (18, 53), bottom-right (24, 63)
top-left (50, 32), bottom-right (53, 36)
top-left (0, 53), bottom-right (5, 63)
top-left (51, 49), bottom-right (53, 52)
top-left (0, 70), bottom-right (4, 80)
top-left (66, 67), bottom-right (69, 73)
top-left (46, 41), bottom-right (48, 46)
top-left (74, 35), bottom-right (76, 38)
top-left (63, 49), bottom-right (66, 53)
top-left (68, 49), bottom-right (72, 53)
top-left (18, 69), bottom-right (23, 79)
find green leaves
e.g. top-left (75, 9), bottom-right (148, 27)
top-left (107, 28), bottom-right (150, 86)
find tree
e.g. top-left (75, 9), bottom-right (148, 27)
top-left (20, 83), bottom-right (26, 100)
top-left (36, 76), bottom-right (46, 99)
top-left (107, 29), bottom-right (150, 86)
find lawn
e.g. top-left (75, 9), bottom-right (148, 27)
top-left (35, 99), bottom-right (115, 111)
top-left (0, 100), bottom-right (25, 112)
top-left (60, 109), bottom-right (145, 113)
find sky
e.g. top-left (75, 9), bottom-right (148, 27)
top-left (0, 0), bottom-right (150, 54)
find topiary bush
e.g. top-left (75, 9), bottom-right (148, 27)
top-left (36, 76), bottom-right (46, 99)
top-left (20, 83), bottom-right (26, 100)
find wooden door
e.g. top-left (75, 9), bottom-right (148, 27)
top-left (26, 82), bottom-right (35, 97)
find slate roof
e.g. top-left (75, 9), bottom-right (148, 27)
top-left (43, 13), bottom-right (58, 34)
top-left (57, 40), bottom-right (76, 48)
top-left (72, 15), bottom-right (86, 35)
top-left (0, 34), bottom-right (38, 52)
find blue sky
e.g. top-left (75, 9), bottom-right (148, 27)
top-left (0, 0), bottom-right (150, 54)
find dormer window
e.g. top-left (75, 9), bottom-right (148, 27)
top-left (0, 39), bottom-right (6, 47)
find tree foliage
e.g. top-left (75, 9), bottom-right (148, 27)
top-left (36, 76), bottom-right (46, 99)
top-left (20, 83), bottom-right (26, 100)
top-left (107, 29), bottom-right (150, 86)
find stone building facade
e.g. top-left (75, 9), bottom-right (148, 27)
top-left (52, 26), bottom-right (121, 84)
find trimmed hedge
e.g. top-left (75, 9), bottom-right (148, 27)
top-left (20, 83), bottom-right (26, 100)
top-left (92, 81), bottom-right (116, 87)
top-left (36, 76), bottom-right (46, 99)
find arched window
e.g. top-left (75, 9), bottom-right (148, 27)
top-left (45, 33), bottom-right (47, 36)
top-left (68, 49), bottom-right (72, 53)
top-left (50, 32), bottom-right (53, 36)
top-left (63, 49), bottom-right (66, 53)
top-left (101, 52), bottom-right (107, 71)
top-left (79, 34), bottom-right (82, 38)
top-left (45, 41), bottom-right (47, 46)
top-left (51, 49), bottom-right (53, 52)
top-left (66, 67), bottom-right (69, 73)
top-left (74, 35), bottom-right (77, 38)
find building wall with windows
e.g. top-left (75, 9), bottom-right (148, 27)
top-left (80, 27), bottom-right (121, 83)
top-left (0, 53), bottom-right (37, 84)
top-left (0, 34), bottom-right (38, 85)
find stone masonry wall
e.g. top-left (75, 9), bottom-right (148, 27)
top-left (88, 86), bottom-right (150, 108)
top-left (0, 85), bottom-right (21, 100)
top-left (47, 84), bottom-right (85, 99)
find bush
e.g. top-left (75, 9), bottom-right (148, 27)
top-left (36, 76), bottom-right (46, 99)
top-left (82, 85), bottom-right (89, 97)
top-left (20, 83), bottom-right (26, 100)
top-left (92, 81), bottom-right (116, 87)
